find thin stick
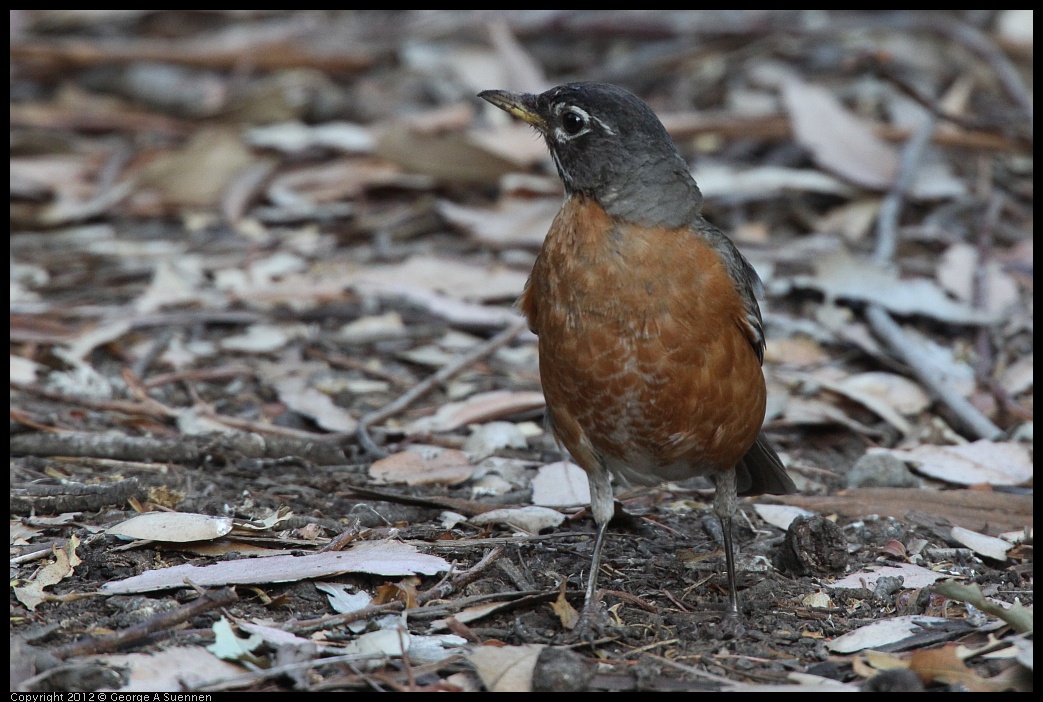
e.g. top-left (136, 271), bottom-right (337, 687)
top-left (291, 546), bottom-right (505, 635)
top-left (865, 304), bottom-right (1002, 440)
top-left (874, 115), bottom-right (937, 266)
top-left (355, 318), bottom-right (528, 457)
top-left (51, 586), bottom-right (238, 659)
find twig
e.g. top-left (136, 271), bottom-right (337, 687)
top-left (874, 115), bottom-right (937, 266)
top-left (291, 546), bottom-right (505, 635)
top-left (195, 652), bottom-right (388, 692)
top-left (51, 586), bottom-right (238, 659)
top-left (915, 14), bottom-right (1033, 125)
top-left (865, 305), bottom-right (1003, 440)
top-left (973, 192), bottom-right (1005, 384)
top-left (355, 318), bottom-right (528, 458)
top-left (417, 546), bottom-right (505, 606)
top-left (866, 86), bottom-right (1004, 441)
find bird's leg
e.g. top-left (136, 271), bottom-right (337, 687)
top-left (711, 467), bottom-right (742, 620)
top-left (572, 465), bottom-right (614, 638)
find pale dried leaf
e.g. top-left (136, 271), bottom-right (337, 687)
top-left (950, 526), bottom-right (1012, 561)
top-left (136, 128), bottom-right (260, 207)
top-left (790, 250), bottom-right (999, 325)
top-left (531, 461), bottom-right (591, 507)
top-left (830, 564), bottom-right (946, 591)
top-left (487, 19), bottom-right (548, 93)
top-left (938, 243), bottom-right (1020, 316)
top-left (437, 197), bottom-right (557, 248)
top-left (274, 381), bottom-right (357, 433)
top-left (246, 120), bottom-right (375, 154)
top-left (462, 421), bottom-right (529, 459)
top-left (13, 535), bottom-right (81, 611)
top-left (343, 628), bottom-right (409, 658)
top-left (350, 255), bottom-right (529, 303)
top-left (468, 644), bottom-right (544, 693)
top-left (238, 621), bottom-right (317, 648)
top-left (753, 503), bottom-right (815, 531)
top-left (267, 157), bottom-right (425, 204)
top-left (106, 512), bottom-right (234, 543)
top-left (836, 372), bottom-right (931, 415)
top-left (369, 446), bottom-right (474, 486)
top-left (100, 646), bottom-right (245, 692)
top-left (827, 615), bottom-right (951, 653)
top-left (338, 311), bottom-right (406, 344)
top-left (376, 125), bottom-right (521, 185)
top-left (1000, 355), bottom-right (1033, 395)
top-left (11, 355), bottom-right (45, 386)
top-left (208, 616), bottom-right (264, 662)
top-left (782, 78), bottom-right (898, 189)
top-left (803, 592), bottom-right (833, 609)
top-left (762, 335), bottom-right (829, 367)
top-left (696, 163), bottom-right (855, 199)
top-left (134, 258), bottom-right (208, 314)
top-left (100, 540), bottom-right (450, 594)
top-left (816, 198), bottom-right (882, 243)
top-left (430, 600), bottom-right (512, 631)
top-left (886, 440), bottom-right (1032, 486)
top-left (996, 9), bottom-right (1033, 45)
top-left (778, 396), bottom-right (879, 435)
top-left (220, 324), bottom-right (299, 353)
top-left (469, 506), bottom-right (566, 535)
top-left (406, 390), bottom-right (545, 434)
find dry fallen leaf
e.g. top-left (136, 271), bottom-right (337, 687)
top-left (937, 243), bottom-right (1020, 316)
top-left (106, 512), bottom-right (235, 543)
top-left (829, 563), bottom-right (946, 591)
top-left (349, 255), bottom-right (530, 303)
top-left (369, 446), bottom-right (475, 486)
top-left (910, 645), bottom-right (1014, 692)
top-left (101, 540), bottom-right (450, 594)
top-left (406, 390), bottom-right (546, 434)
top-left (468, 644), bottom-right (544, 693)
top-left (13, 535), bottom-right (81, 611)
top-left (531, 461), bottom-right (591, 507)
top-left (437, 197), bottom-right (557, 249)
top-left (100, 646), bottom-right (246, 693)
top-left (469, 506), bottom-right (566, 535)
top-left (827, 615), bottom-right (951, 653)
top-left (790, 250), bottom-right (999, 325)
top-left (781, 77), bottom-right (897, 189)
top-left (885, 440), bottom-right (1033, 486)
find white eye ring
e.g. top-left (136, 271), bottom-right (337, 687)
top-left (562, 109), bottom-right (586, 136)
top-left (553, 103), bottom-right (592, 141)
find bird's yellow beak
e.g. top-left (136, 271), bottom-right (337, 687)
top-left (478, 90), bottom-right (546, 131)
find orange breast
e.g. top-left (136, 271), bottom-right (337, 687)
top-left (520, 196), bottom-right (766, 484)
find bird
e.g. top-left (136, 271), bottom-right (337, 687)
top-left (478, 82), bottom-right (797, 632)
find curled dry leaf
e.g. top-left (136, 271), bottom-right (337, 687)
top-left (827, 615), bottom-right (951, 653)
top-left (406, 390), bottom-right (545, 434)
top-left (950, 526), bottom-right (1013, 562)
top-left (885, 440), bottom-right (1032, 486)
top-left (369, 446), bottom-right (475, 486)
top-left (531, 461), bottom-right (590, 507)
top-left (469, 506), bottom-right (566, 535)
top-left (938, 243), bottom-right (1020, 316)
top-left (437, 197), bottom-right (558, 249)
top-left (790, 250), bottom-right (999, 325)
top-left (781, 77), bottom-right (897, 189)
top-left (106, 512), bottom-right (235, 543)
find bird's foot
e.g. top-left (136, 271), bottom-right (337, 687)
top-left (562, 592), bottom-right (612, 646)
top-left (716, 610), bottom-right (746, 639)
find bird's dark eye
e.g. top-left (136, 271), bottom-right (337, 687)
top-left (562, 110), bottom-right (586, 135)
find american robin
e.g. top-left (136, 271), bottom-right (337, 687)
top-left (479, 83), bottom-right (796, 628)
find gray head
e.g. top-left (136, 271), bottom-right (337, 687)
top-left (479, 82), bottom-right (703, 228)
